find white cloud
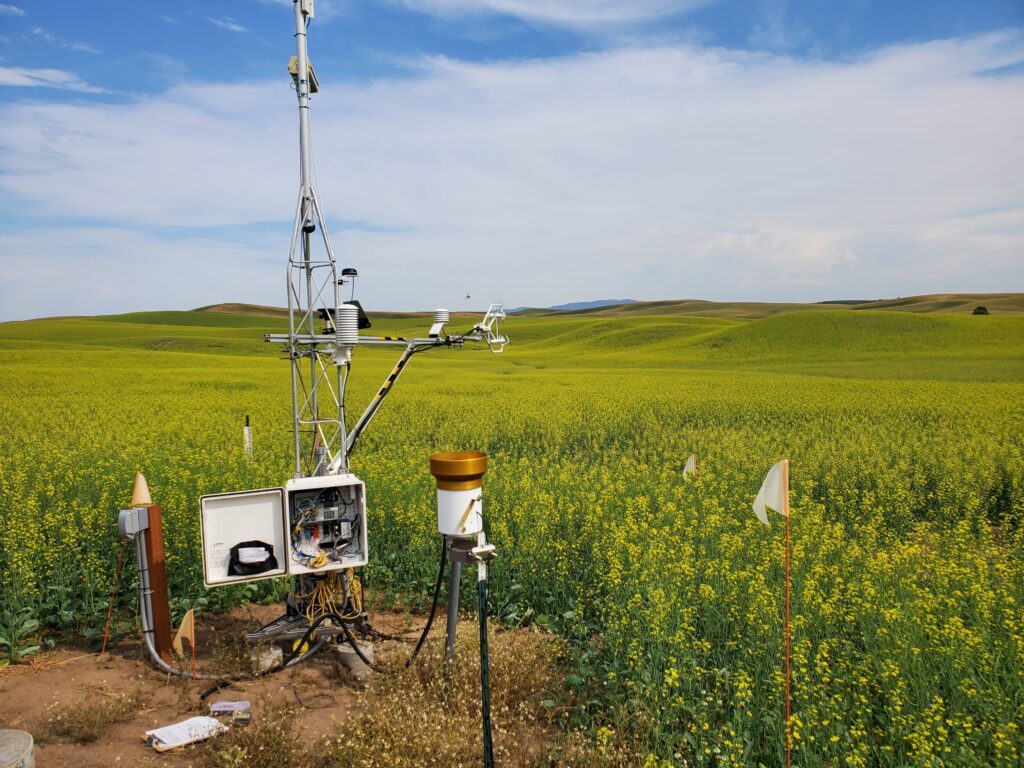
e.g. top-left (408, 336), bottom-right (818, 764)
top-left (0, 228), bottom-right (282, 321)
top-left (30, 26), bottom-right (101, 54)
top-left (748, 0), bottom-right (811, 51)
top-left (0, 4), bottom-right (25, 16)
top-left (391, 0), bottom-right (710, 25)
top-left (207, 16), bottom-right (250, 33)
top-left (0, 33), bottom-right (1022, 318)
top-left (0, 65), bottom-right (104, 92)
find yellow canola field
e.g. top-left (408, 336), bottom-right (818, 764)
top-left (1, 311), bottom-right (1022, 767)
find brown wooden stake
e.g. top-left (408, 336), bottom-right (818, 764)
top-left (142, 503), bottom-right (174, 663)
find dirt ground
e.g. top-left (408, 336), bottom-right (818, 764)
top-left (0, 603), bottom-right (430, 767)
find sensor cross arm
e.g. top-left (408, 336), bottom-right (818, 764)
top-left (323, 305), bottom-right (510, 473)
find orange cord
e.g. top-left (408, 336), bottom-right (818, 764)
top-left (100, 539), bottom-right (129, 657)
top-left (785, 511), bottom-right (792, 768)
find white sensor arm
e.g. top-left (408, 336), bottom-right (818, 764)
top-left (323, 304), bottom-right (509, 473)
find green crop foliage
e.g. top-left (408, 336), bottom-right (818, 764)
top-left (0, 307), bottom-right (1022, 766)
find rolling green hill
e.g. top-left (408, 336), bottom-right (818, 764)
top-left (689, 310), bottom-right (1023, 359)
top-left (852, 293), bottom-right (1024, 314)
top-left (2, 303), bottom-right (1020, 382)
top-left (514, 292), bottom-right (1024, 318)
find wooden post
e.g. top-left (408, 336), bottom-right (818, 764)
top-left (143, 503), bottom-right (174, 664)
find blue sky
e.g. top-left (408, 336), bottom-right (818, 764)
top-left (1, 0), bottom-right (1022, 319)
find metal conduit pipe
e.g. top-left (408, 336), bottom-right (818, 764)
top-left (134, 532), bottom-right (232, 680)
top-left (134, 531), bottom-right (320, 681)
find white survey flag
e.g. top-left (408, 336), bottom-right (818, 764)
top-left (683, 454), bottom-right (698, 480)
top-left (173, 609), bottom-right (195, 658)
top-left (752, 459), bottom-right (789, 525)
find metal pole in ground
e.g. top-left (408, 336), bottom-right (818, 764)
top-left (477, 555), bottom-right (494, 768)
top-left (431, 452), bottom-right (488, 679)
top-left (445, 543), bottom-right (461, 676)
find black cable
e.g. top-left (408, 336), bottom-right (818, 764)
top-left (199, 610), bottom-right (335, 701)
top-left (200, 681), bottom-right (230, 700)
top-left (198, 635), bottom-right (327, 700)
top-left (366, 627), bottom-right (416, 643)
top-left (285, 588), bottom-right (381, 673)
top-left (338, 615), bottom-right (382, 671)
top-left (280, 615), bottom-right (331, 666)
top-left (199, 532), bottom-right (449, 701)
top-left (406, 536), bottom-right (448, 667)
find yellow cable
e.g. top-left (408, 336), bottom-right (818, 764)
top-left (342, 567), bottom-right (362, 618)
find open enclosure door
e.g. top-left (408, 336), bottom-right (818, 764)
top-left (200, 488), bottom-right (287, 587)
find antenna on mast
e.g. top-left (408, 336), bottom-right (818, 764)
top-left (284, 0), bottom-right (346, 479)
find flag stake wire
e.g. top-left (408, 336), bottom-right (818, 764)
top-left (783, 459), bottom-right (792, 768)
top-left (752, 458), bottom-right (793, 767)
top-left (785, 508), bottom-right (792, 768)
top-left (101, 539), bottom-right (129, 657)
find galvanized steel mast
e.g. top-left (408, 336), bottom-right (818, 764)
top-left (285, 0), bottom-right (347, 479)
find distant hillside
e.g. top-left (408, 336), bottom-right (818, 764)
top-left (512, 299), bottom-right (638, 313)
top-left (195, 302), bottom-right (289, 318)
top-left (191, 294), bottom-right (1024, 322)
top-left (559, 299), bottom-right (852, 318)
top-left (502, 309), bottom-right (1024, 380)
top-left (688, 310), bottom-right (1024, 359)
top-left (850, 293), bottom-right (1024, 315)
top-left (522, 293), bottom-right (1024, 319)
top-left (4, 304), bottom-right (1021, 382)
top-left (194, 302), bottom-right (477, 322)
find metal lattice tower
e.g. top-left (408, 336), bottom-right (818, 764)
top-left (284, 0), bottom-right (346, 478)
top-left (272, 0), bottom-right (508, 481)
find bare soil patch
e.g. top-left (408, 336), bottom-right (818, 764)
top-left (0, 603), bottom-right (569, 767)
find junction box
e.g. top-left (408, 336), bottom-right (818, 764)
top-left (200, 473), bottom-right (367, 588)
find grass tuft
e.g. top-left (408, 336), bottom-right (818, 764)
top-left (50, 687), bottom-right (145, 744)
top-left (196, 700), bottom-right (303, 768)
top-left (321, 625), bottom-right (562, 768)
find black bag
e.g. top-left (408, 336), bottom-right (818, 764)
top-left (228, 540), bottom-right (279, 576)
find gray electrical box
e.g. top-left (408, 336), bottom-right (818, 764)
top-left (118, 507), bottom-right (149, 537)
top-left (300, 0), bottom-right (314, 17)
